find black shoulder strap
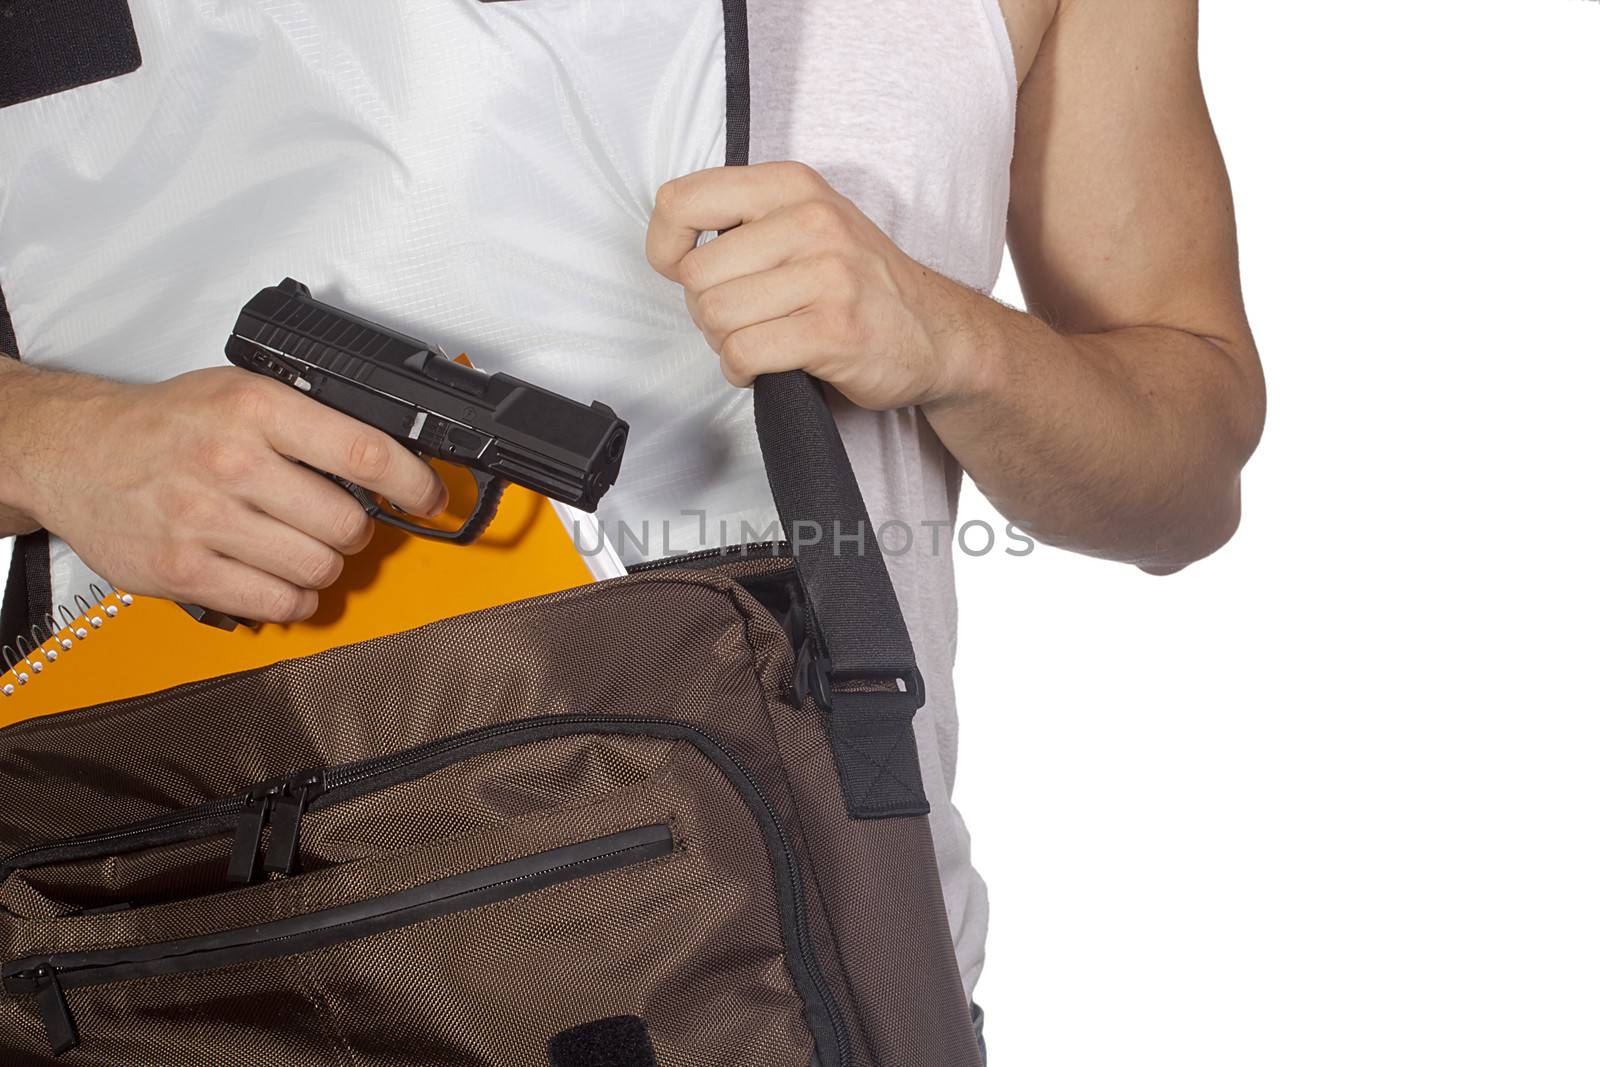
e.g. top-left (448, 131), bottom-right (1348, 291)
top-left (753, 376), bottom-right (929, 819)
top-left (724, 1), bottom-right (928, 819)
top-left (0, 285), bottom-right (55, 656)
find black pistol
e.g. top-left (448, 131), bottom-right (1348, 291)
top-left (226, 278), bottom-right (629, 543)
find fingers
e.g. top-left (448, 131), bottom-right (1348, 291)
top-left (717, 315), bottom-right (820, 387)
top-left (261, 389), bottom-right (447, 517)
top-left (167, 552), bottom-right (320, 625)
top-left (670, 206), bottom-right (822, 294)
top-left (689, 260), bottom-right (833, 351)
top-left (208, 504), bottom-right (347, 593)
top-left (244, 460), bottom-right (375, 556)
top-left (647, 161), bottom-right (831, 281)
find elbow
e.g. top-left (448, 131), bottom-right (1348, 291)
top-left (1142, 348), bottom-right (1265, 575)
top-left (1027, 473), bottom-right (1247, 574)
top-left (1137, 481), bottom-right (1243, 575)
top-left (1023, 332), bottom-right (1267, 573)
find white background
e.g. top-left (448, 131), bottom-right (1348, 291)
top-left (954, 2), bottom-right (1599, 1064)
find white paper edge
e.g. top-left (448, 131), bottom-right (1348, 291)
top-left (550, 502), bottom-right (627, 581)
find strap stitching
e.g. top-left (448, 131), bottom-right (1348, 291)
top-left (838, 730), bottom-right (923, 807)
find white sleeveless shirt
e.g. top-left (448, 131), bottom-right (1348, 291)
top-left (0, 0), bottom-right (1015, 996)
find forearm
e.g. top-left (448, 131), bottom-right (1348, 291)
top-left (0, 359), bottom-right (117, 537)
top-left (644, 161), bottom-right (1264, 571)
top-left (921, 276), bottom-right (1265, 570)
top-left (0, 358), bottom-right (46, 536)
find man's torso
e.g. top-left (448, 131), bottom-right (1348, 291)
top-left (0, 0), bottom-right (1021, 995)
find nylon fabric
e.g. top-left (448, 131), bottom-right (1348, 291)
top-left (0, 566), bottom-right (979, 1066)
top-left (3, 743), bottom-right (812, 1065)
top-left (752, 373), bottom-right (928, 819)
top-left (2, 533), bottom-right (53, 663)
top-left (0, 286), bottom-right (17, 359)
top-left (0, 0), bottom-right (141, 111)
top-left (2, 733), bottom-right (681, 920)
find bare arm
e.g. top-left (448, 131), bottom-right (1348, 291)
top-left (923, 0), bottom-right (1265, 569)
top-left (0, 356), bottom-right (446, 621)
top-left (644, 0), bottom-right (1262, 571)
top-left (0, 359), bottom-right (49, 536)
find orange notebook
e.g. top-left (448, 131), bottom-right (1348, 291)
top-left (0, 468), bottom-right (620, 727)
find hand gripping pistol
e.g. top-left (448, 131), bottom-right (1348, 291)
top-left (225, 278), bottom-right (629, 544)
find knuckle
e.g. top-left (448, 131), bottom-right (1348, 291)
top-left (696, 289), bottom-right (731, 332)
top-left (157, 546), bottom-right (204, 591)
top-left (654, 176), bottom-right (687, 215)
top-left (220, 376), bottom-right (275, 424)
top-left (256, 586), bottom-right (305, 624)
top-left (645, 243), bottom-right (671, 277)
top-left (797, 198), bottom-right (844, 239)
top-left (721, 334), bottom-right (753, 378)
top-left (775, 160), bottom-right (822, 189)
top-left (329, 504), bottom-right (373, 553)
top-left (195, 436), bottom-right (251, 484)
top-left (344, 433), bottom-right (392, 485)
top-left (676, 250), bottom-right (710, 294)
top-left (167, 489), bottom-right (221, 531)
top-left (643, 244), bottom-right (665, 275)
top-left (298, 547), bottom-right (344, 590)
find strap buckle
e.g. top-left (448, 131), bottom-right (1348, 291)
top-left (792, 638), bottom-right (926, 713)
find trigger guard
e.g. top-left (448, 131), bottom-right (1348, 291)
top-left (340, 470), bottom-right (506, 546)
top-left (455, 468), bottom-right (508, 544)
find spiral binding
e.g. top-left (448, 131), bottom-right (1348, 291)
top-left (2, 583), bottom-right (134, 697)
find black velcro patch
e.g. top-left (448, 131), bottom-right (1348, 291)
top-left (0, 0), bottom-right (142, 110)
top-left (549, 1015), bottom-right (660, 1067)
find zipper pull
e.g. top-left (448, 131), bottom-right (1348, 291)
top-left (263, 774), bottom-right (319, 877)
top-left (226, 791), bottom-right (274, 885)
top-left (32, 964), bottom-right (78, 1057)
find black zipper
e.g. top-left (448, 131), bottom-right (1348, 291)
top-left (4, 824), bottom-right (674, 1057)
top-left (2, 715), bottom-right (853, 1067)
top-left (626, 539), bottom-right (790, 573)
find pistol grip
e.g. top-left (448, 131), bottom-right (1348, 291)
top-left (347, 467), bottom-right (508, 545)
